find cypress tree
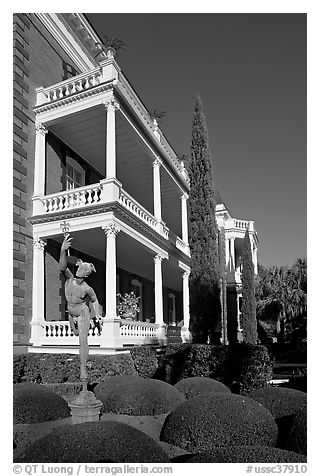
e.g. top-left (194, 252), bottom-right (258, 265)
top-left (188, 95), bottom-right (221, 344)
top-left (241, 228), bottom-right (258, 344)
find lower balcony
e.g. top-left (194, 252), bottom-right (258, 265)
top-left (29, 319), bottom-right (184, 355)
top-left (32, 179), bottom-right (189, 256)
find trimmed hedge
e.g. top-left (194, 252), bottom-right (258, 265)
top-left (174, 377), bottom-right (230, 399)
top-left (249, 386), bottom-right (307, 449)
top-left (13, 383), bottom-right (70, 424)
top-left (130, 346), bottom-right (159, 378)
top-left (160, 393), bottom-right (278, 452)
top-left (15, 421), bottom-right (169, 463)
top-left (94, 375), bottom-right (185, 415)
top-left (286, 407), bottom-right (307, 456)
top-left (13, 353), bottom-right (137, 384)
top-left (157, 343), bottom-right (273, 394)
top-left (173, 446), bottom-right (307, 463)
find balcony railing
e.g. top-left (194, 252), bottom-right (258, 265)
top-left (41, 183), bottom-right (103, 213)
top-left (36, 319), bottom-right (161, 348)
top-left (118, 188), bottom-right (158, 231)
top-left (36, 68), bottom-right (102, 106)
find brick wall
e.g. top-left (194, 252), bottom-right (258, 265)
top-left (13, 13), bottom-right (31, 350)
top-left (13, 13), bottom-right (81, 352)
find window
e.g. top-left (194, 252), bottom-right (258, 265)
top-left (66, 156), bottom-right (85, 190)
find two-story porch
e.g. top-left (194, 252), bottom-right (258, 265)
top-left (29, 54), bottom-right (191, 354)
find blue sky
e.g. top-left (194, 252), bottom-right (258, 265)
top-left (87, 13), bottom-right (307, 267)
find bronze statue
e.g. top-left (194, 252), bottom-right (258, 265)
top-left (59, 234), bottom-right (101, 389)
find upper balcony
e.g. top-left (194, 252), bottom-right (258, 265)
top-left (31, 57), bottom-right (190, 257)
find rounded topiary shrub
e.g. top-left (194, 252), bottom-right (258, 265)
top-left (174, 446), bottom-right (307, 463)
top-left (174, 377), bottom-right (230, 399)
top-left (94, 375), bottom-right (185, 415)
top-left (160, 393), bottom-right (278, 453)
top-left (249, 387), bottom-right (307, 419)
top-left (286, 407), bottom-right (307, 456)
top-left (249, 386), bottom-right (307, 448)
top-left (13, 383), bottom-right (70, 424)
top-left (15, 421), bottom-right (169, 463)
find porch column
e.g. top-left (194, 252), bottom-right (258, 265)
top-left (253, 246), bottom-right (258, 274)
top-left (102, 223), bottom-right (120, 319)
top-left (30, 237), bottom-right (46, 344)
top-left (181, 193), bottom-right (189, 243)
top-left (225, 236), bottom-right (230, 271)
top-left (153, 157), bottom-right (162, 224)
top-left (33, 123), bottom-right (48, 215)
top-left (153, 253), bottom-right (164, 326)
top-left (105, 96), bottom-right (119, 178)
top-left (182, 271), bottom-right (190, 329)
top-left (230, 236), bottom-right (235, 271)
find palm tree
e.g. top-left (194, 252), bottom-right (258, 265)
top-left (255, 261), bottom-right (307, 343)
top-left (94, 35), bottom-right (128, 59)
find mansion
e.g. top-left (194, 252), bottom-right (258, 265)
top-left (13, 13), bottom-right (258, 354)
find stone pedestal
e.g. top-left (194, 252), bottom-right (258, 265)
top-left (68, 390), bottom-right (103, 425)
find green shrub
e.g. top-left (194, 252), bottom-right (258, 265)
top-left (94, 375), bottom-right (185, 415)
top-left (173, 446), bottom-right (307, 463)
top-left (286, 407), bottom-right (307, 456)
top-left (130, 346), bottom-right (158, 378)
top-left (249, 386), bottom-right (307, 448)
top-left (13, 383), bottom-right (70, 424)
top-left (158, 343), bottom-right (273, 394)
top-left (15, 421), bottom-right (169, 463)
top-left (174, 377), bottom-right (230, 399)
top-left (13, 353), bottom-right (137, 384)
top-left (160, 393), bottom-right (278, 452)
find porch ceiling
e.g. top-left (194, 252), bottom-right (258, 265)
top-left (48, 106), bottom-right (183, 237)
top-left (52, 228), bottom-right (183, 291)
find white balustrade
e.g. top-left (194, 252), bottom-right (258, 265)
top-left (234, 219), bottom-right (250, 230)
top-left (119, 189), bottom-right (158, 230)
top-left (42, 183), bottom-right (102, 214)
top-left (36, 68), bottom-right (102, 106)
top-left (120, 320), bottom-right (159, 340)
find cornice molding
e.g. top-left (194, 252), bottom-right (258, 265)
top-left (35, 13), bottom-right (96, 72)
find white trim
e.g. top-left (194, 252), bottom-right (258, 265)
top-left (35, 13), bottom-right (96, 72)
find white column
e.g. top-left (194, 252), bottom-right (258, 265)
top-left (105, 96), bottom-right (119, 178)
top-left (102, 223), bottom-right (120, 319)
top-left (225, 236), bottom-right (230, 271)
top-left (153, 253), bottom-right (164, 326)
top-left (181, 193), bottom-right (189, 243)
top-left (253, 245), bottom-right (258, 274)
top-left (33, 123), bottom-right (48, 215)
top-left (153, 157), bottom-right (162, 223)
top-left (182, 271), bottom-right (190, 329)
top-left (230, 236), bottom-right (235, 271)
top-left (30, 237), bottom-right (46, 344)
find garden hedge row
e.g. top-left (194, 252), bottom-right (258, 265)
top-left (14, 344), bottom-right (273, 396)
top-left (13, 353), bottom-right (138, 385)
top-left (157, 343), bottom-right (273, 394)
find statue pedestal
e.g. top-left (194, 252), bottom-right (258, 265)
top-left (68, 390), bottom-right (103, 425)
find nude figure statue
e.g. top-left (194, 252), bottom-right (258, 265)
top-left (59, 234), bottom-right (101, 389)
